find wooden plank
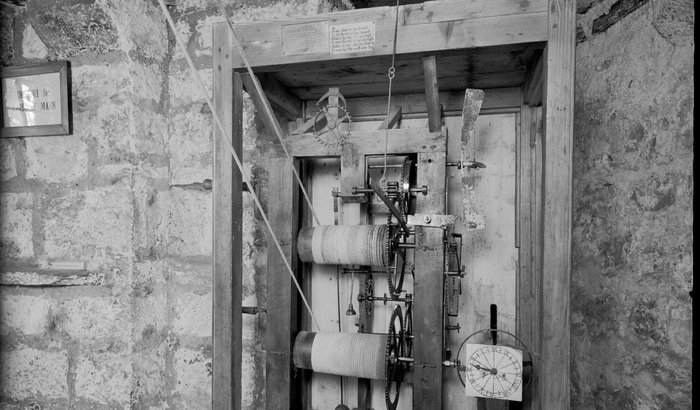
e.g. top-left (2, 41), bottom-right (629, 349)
top-left (423, 56), bottom-right (442, 132)
top-left (377, 105), bottom-right (402, 130)
top-left (305, 88), bottom-right (522, 119)
top-left (416, 151), bottom-right (446, 215)
top-left (412, 226), bottom-right (445, 409)
top-left (229, 0), bottom-right (548, 69)
top-left (272, 45), bottom-right (540, 88)
top-left (460, 89), bottom-right (485, 231)
top-left (540, 1), bottom-right (575, 409)
top-left (289, 71), bottom-right (528, 101)
top-left (531, 106), bottom-right (544, 410)
top-left (523, 50), bottom-right (544, 107)
top-left (266, 156), bottom-right (299, 410)
top-left (270, 127), bottom-right (446, 158)
top-left (212, 24), bottom-right (242, 410)
top-left (241, 72), bottom-right (302, 120)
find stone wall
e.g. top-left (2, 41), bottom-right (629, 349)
top-left (572, 0), bottom-right (693, 408)
top-left (0, 0), bottom-right (337, 408)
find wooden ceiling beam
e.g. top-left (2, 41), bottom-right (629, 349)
top-left (225, 0), bottom-right (547, 70)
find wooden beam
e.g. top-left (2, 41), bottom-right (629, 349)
top-left (540, 1), bottom-right (575, 409)
top-left (266, 156), bottom-right (300, 410)
top-left (270, 127), bottom-right (446, 158)
top-left (239, 73), bottom-right (289, 138)
top-left (412, 149), bottom-right (446, 409)
top-left (228, 0), bottom-right (548, 69)
top-left (241, 72), bottom-right (303, 120)
top-left (517, 105), bottom-right (543, 409)
top-left (523, 50), bottom-right (544, 107)
top-left (305, 88), bottom-right (522, 119)
top-left (212, 24), bottom-right (242, 410)
top-left (377, 105), bottom-right (402, 129)
top-left (422, 56), bottom-right (442, 132)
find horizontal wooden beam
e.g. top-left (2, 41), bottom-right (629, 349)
top-left (241, 72), bottom-right (302, 120)
top-left (226, 0), bottom-right (547, 69)
top-left (305, 87), bottom-right (522, 119)
top-left (269, 127), bottom-right (445, 158)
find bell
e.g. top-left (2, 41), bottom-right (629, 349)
top-left (345, 303), bottom-right (357, 316)
top-left (334, 405), bottom-right (350, 410)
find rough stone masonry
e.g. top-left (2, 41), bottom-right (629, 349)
top-left (0, 0), bottom-right (693, 409)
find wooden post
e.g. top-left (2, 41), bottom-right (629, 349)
top-left (413, 147), bottom-right (446, 409)
top-left (423, 56), bottom-right (442, 132)
top-left (266, 156), bottom-right (300, 410)
top-left (212, 23), bottom-right (243, 410)
top-left (516, 105), bottom-right (543, 410)
top-left (540, 0), bottom-right (575, 408)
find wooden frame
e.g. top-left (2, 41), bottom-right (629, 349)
top-left (212, 0), bottom-right (575, 409)
top-left (1, 60), bottom-right (72, 138)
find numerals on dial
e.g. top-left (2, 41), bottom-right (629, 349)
top-left (464, 344), bottom-right (523, 402)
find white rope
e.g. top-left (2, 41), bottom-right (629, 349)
top-left (214, 0), bottom-right (321, 226)
top-left (156, 0), bottom-right (320, 331)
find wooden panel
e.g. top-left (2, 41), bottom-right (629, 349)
top-left (272, 45), bottom-right (540, 88)
top-left (306, 88), bottom-right (522, 119)
top-left (540, 1), bottom-right (575, 408)
top-left (289, 71), bottom-right (527, 100)
top-left (229, 0), bottom-right (548, 69)
top-left (270, 127), bottom-right (446, 158)
top-left (213, 24), bottom-right (242, 410)
top-left (266, 156), bottom-right (300, 410)
top-left (423, 56), bottom-right (442, 132)
top-left (413, 149), bottom-right (446, 408)
top-left (412, 226), bottom-right (445, 409)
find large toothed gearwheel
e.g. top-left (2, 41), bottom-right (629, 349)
top-left (385, 305), bottom-right (404, 410)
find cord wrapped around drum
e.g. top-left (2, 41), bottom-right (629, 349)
top-left (293, 331), bottom-right (388, 380)
top-left (297, 225), bottom-right (392, 267)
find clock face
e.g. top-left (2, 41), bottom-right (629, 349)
top-left (464, 343), bottom-right (523, 402)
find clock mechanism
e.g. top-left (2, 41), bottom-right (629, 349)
top-left (464, 343), bottom-right (523, 401)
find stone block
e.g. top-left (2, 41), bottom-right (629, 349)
top-left (0, 347), bottom-right (68, 400)
top-left (25, 136), bottom-right (87, 183)
top-left (173, 347), bottom-right (212, 406)
top-left (168, 109), bottom-right (212, 185)
top-left (168, 256), bottom-right (211, 288)
top-left (44, 187), bottom-right (133, 268)
top-left (0, 139), bottom-right (17, 181)
top-left (22, 23), bottom-right (48, 60)
top-left (0, 294), bottom-right (51, 335)
top-left (168, 68), bottom-right (212, 108)
top-left (55, 297), bottom-right (131, 343)
top-left (28, 0), bottom-right (120, 58)
top-left (133, 287), bottom-right (169, 339)
top-left (0, 193), bottom-right (34, 259)
top-left (173, 291), bottom-right (212, 338)
top-left (156, 189), bottom-right (212, 257)
top-left (74, 351), bottom-right (132, 405)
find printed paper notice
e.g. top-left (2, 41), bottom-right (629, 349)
top-left (330, 22), bottom-right (375, 55)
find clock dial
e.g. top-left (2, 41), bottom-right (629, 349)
top-left (464, 343), bottom-right (523, 401)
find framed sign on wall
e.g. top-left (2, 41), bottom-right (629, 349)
top-left (1, 60), bottom-right (72, 138)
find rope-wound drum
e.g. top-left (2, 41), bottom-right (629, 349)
top-left (293, 331), bottom-right (388, 380)
top-left (297, 225), bottom-right (391, 267)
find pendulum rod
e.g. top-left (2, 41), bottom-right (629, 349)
top-left (157, 0), bottom-right (320, 330)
